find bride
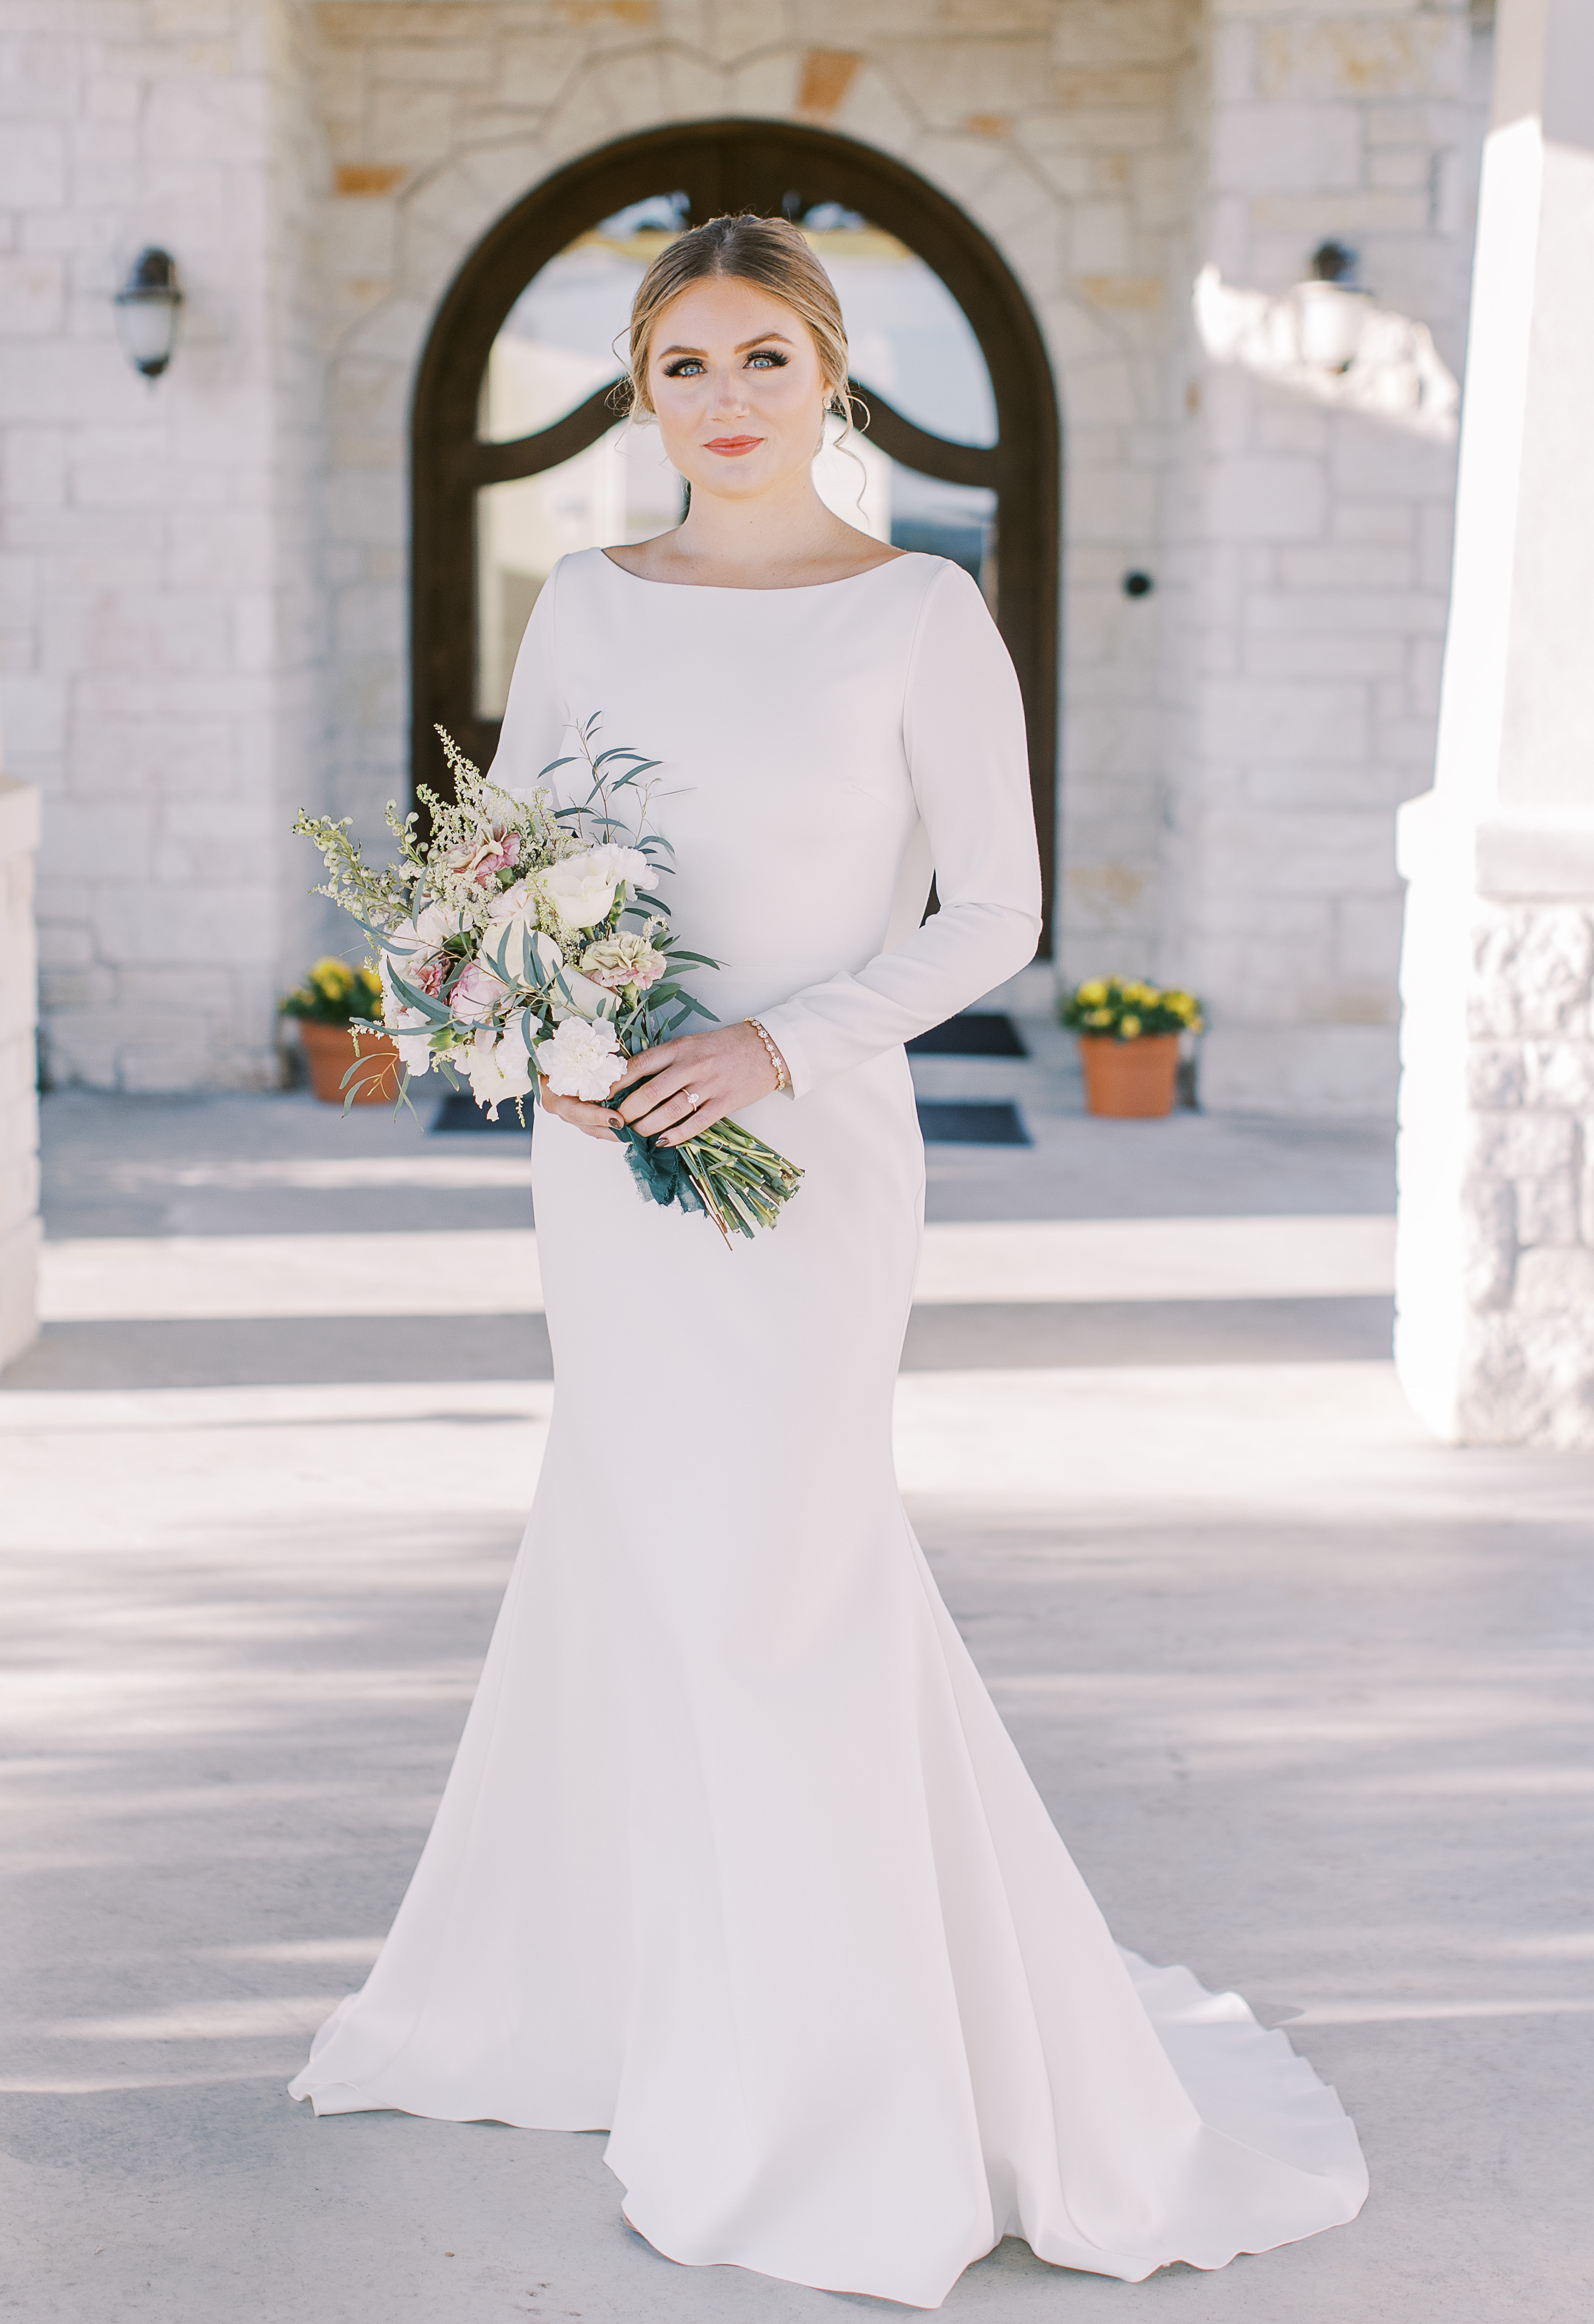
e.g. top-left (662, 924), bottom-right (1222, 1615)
top-left (290, 213), bottom-right (1367, 2306)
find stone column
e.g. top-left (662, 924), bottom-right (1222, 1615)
top-left (1396, 0), bottom-right (1594, 1446)
top-left (0, 772), bottom-right (41, 1372)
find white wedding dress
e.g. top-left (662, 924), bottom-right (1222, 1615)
top-left (290, 548), bottom-right (1367, 2306)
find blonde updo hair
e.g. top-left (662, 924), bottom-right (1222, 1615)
top-left (623, 212), bottom-right (858, 432)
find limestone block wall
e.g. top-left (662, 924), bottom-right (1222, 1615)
top-left (1164, 0), bottom-right (1490, 1116)
top-left (0, 0), bottom-right (328, 1092)
top-left (0, 775), bottom-right (41, 1371)
top-left (1456, 900), bottom-right (1594, 1441)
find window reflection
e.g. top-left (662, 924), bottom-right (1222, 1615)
top-left (479, 194), bottom-right (688, 444)
top-left (476, 430), bottom-right (685, 718)
top-left (808, 206), bottom-right (996, 450)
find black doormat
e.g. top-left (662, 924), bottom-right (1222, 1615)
top-left (432, 1091), bottom-right (1032, 1143)
top-left (907, 1011), bottom-right (1028, 1058)
top-left (917, 1100), bottom-right (1031, 1146)
top-left (429, 1091), bottom-right (532, 1133)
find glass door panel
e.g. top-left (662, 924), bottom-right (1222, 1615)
top-left (801, 206), bottom-right (997, 449)
top-left (886, 467), bottom-right (996, 601)
top-left (479, 193), bottom-right (687, 442)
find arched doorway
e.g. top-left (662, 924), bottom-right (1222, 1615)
top-left (412, 120), bottom-right (1061, 947)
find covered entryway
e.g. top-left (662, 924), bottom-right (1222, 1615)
top-left (410, 119), bottom-right (1062, 947)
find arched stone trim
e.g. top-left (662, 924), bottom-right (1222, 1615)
top-left (406, 118), bottom-right (1063, 940)
top-left (319, 33), bottom-right (1173, 970)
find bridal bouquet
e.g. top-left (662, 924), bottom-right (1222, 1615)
top-left (292, 722), bottom-right (802, 1243)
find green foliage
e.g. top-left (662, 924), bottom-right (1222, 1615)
top-left (288, 719), bottom-right (804, 1240)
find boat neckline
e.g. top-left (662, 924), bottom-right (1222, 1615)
top-left (596, 545), bottom-right (920, 594)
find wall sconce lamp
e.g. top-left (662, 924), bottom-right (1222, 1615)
top-left (1293, 242), bottom-right (1372, 374)
top-left (113, 247), bottom-right (184, 380)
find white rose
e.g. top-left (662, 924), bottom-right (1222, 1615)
top-left (465, 1023), bottom-right (535, 1121)
top-left (413, 899), bottom-right (466, 949)
top-left (540, 843), bottom-right (658, 929)
top-left (537, 1014), bottom-right (624, 1102)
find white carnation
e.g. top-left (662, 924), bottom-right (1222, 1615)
top-left (537, 1014), bottom-right (624, 1102)
top-left (465, 1021), bottom-right (535, 1120)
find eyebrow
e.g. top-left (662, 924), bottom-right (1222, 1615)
top-left (656, 332), bottom-right (797, 356)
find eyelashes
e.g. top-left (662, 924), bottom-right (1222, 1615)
top-left (660, 348), bottom-right (791, 378)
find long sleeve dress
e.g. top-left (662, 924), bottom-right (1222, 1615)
top-left (289, 547), bottom-right (1367, 2308)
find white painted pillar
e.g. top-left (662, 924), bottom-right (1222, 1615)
top-left (1396, 0), bottom-right (1594, 1445)
top-left (0, 772), bottom-right (41, 1373)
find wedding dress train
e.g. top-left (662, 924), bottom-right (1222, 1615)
top-left (290, 548), bottom-right (1367, 2305)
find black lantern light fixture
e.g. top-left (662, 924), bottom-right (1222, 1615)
top-left (113, 247), bottom-right (184, 380)
top-left (1292, 241), bottom-right (1372, 374)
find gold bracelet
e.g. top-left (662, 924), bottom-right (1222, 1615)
top-left (744, 1016), bottom-right (790, 1094)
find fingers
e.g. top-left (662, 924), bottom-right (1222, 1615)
top-left (613, 1059), bottom-right (694, 1129)
top-left (536, 1075), bottom-right (620, 1142)
top-left (619, 1037), bottom-right (681, 1086)
top-left (635, 1082), bottom-right (713, 1142)
top-left (658, 1097), bottom-right (722, 1149)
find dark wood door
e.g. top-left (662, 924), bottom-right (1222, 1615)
top-left (411, 120), bottom-right (1061, 948)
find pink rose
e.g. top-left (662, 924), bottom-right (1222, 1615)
top-left (449, 958), bottom-right (510, 1023)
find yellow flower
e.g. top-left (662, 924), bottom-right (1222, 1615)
top-left (1087, 1007), bottom-right (1113, 1027)
top-left (1121, 1015), bottom-right (1142, 1039)
top-left (1077, 979), bottom-right (1107, 1006)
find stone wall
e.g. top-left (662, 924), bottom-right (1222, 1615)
top-left (1165, 0), bottom-right (1490, 1116)
top-left (0, 0), bottom-right (328, 1092)
top-left (0, 0), bottom-right (1496, 1107)
top-left (1399, 807), bottom-right (1594, 1451)
top-left (0, 773), bottom-right (41, 1371)
top-left (1395, 0), bottom-right (1594, 1448)
top-left (1457, 897), bottom-right (1594, 1441)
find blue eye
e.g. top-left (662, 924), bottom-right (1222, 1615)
top-left (663, 357), bottom-right (705, 377)
top-left (746, 349), bottom-right (788, 369)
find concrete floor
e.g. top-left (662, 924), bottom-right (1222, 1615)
top-left (3, 1027), bottom-right (1592, 2322)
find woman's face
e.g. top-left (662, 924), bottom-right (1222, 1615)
top-left (644, 274), bottom-right (832, 502)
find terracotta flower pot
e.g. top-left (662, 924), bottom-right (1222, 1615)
top-left (298, 1019), bottom-right (403, 1104)
top-left (1078, 1033), bottom-right (1180, 1119)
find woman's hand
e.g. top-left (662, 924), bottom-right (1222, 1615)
top-left (539, 1020), bottom-right (782, 1146)
top-left (536, 1070), bottom-right (625, 1142)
